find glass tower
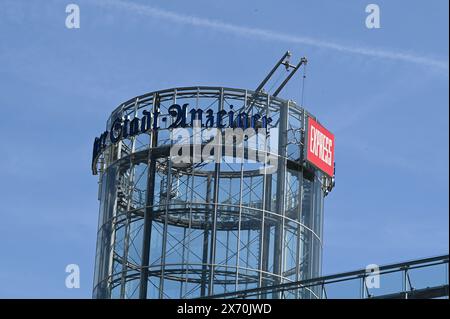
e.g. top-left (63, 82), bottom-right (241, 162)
top-left (92, 87), bottom-right (333, 299)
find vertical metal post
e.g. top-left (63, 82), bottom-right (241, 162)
top-left (119, 169), bottom-right (133, 298)
top-left (183, 169), bottom-right (195, 297)
top-left (208, 88), bottom-right (224, 296)
top-left (183, 88), bottom-right (199, 298)
top-left (120, 99), bottom-right (140, 298)
top-left (403, 268), bottom-right (409, 299)
top-left (235, 127), bottom-right (245, 292)
top-left (361, 275), bottom-right (366, 299)
top-left (245, 228), bottom-right (251, 290)
top-left (139, 93), bottom-right (159, 299)
top-left (295, 169), bottom-right (304, 298)
top-left (179, 227), bottom-right (186, 298)
top-left (261, 94), bottom-right (273, 296)
top-left (446, 260), bottom-right (449, 286)
top-left (158, 90), bottom-right (178, 298)
top-left (272, 100), bottom-right (288, 298)
top-left (259, 93), bottom-right (271, 295)
top-left (200, 175), bottom-right (211, 296)
top-left (105, 167), bottom-right (120, 298)
top-left (225, 229), bottom-right (230, 293)
top-left (309, 175), bottom-right (316, 283)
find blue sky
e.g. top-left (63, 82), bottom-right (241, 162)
top-left (0, 0), bottom-right (448, 298)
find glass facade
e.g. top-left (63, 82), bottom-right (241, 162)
top-left (92, 87), bottom-right (333, 299)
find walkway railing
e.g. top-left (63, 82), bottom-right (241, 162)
top-left (205, 254), bottom-right (449, 299)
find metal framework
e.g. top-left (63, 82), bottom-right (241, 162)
top-left (203, 254), bottom-right (449, 299)
top-left (92, 86), bottom-right (332, 299)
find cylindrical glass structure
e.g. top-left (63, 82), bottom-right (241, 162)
top-left (92, 87), bottom-right (332, 299)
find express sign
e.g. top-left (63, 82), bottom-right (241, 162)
top-left (306, 117), bottom-right (335, 177)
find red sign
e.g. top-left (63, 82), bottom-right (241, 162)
top-left (306, 117), bottom-right (335, 177)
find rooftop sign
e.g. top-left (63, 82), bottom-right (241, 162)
top-left (305, 117), bottom-right (335, 177)
top-left (91, 103), bottom-right (273, 174)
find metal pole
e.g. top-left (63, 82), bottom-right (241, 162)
top-left (361, 275), bottom-right (366, 299)
top-left (272, 100), bottom-right (288, 298)
top-left (403, 268), bottom-right (408, 299)
top-left (273, 58), bottom-right (307, 97)
top-left (120, 98), bottom-right (140, 298)
top-left (235, 113), bottom-right (245, 292)
top-left (158, 90), bottom-right (178, 298)
top-left (255, 51), bottom-right (291, 93)
top-left (261, 93), bottom-right (273, 297)
top-left (295, 169), bottom-right (304, 298)
top-left (208, 88), bottom-right (224, 295)
top-left (138, 94), bottom-right (159, 299)
top-left (200, 175), bottom-right (211, 296)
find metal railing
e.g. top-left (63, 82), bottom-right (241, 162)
top-left (204, 254), bottom-right (449, 299)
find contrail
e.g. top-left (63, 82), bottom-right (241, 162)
top-left (94, 0), bottom-right (448, 71)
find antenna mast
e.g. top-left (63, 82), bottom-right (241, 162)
top-left (255, 51), bottom-right (307, 97)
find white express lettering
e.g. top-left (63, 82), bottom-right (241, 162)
top-left (310, 125), bottom-right (332, 166)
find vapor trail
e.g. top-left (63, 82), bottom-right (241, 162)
top-left (95, 0), bottom-right (449, 71)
